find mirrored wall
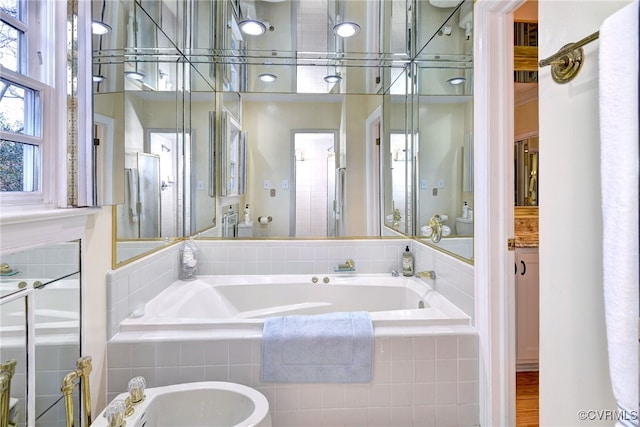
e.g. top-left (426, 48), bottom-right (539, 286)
top-left (93, 0), bottom-right (474, 266)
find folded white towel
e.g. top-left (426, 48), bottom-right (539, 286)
top-left (599, 0), bottom-right (639, 419)
top-left (261, 311), bottom-right (373, 383)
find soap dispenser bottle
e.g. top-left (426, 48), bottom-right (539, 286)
top-left (402, 246), bottom-right (414, 277)
top-left (180, 237), bottom-right (199, 281)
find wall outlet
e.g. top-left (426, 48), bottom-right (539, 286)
top-left (432, 188), bottom-right (438, 196)
top-left (270, 189), bottom-right (276, 197)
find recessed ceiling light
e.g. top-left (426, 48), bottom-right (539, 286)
top-left (125, 70), bottom-right (146, 81)
top-left (92, 75), bottom-right (106, 83)
top-left (447, 76), bottom-right (466, 85)
top-left (333, 22), bottom-right (361, 38)
top-left (239, 19), bottom-right (267, 36)
top-left (92, 20), bottom-right (112, 35)
top-left (324, 74), bottom-right (342, 83)
top-left (258, 73), bottom-right (277, 82)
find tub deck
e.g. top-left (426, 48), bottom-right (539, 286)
top-left (116, 274), bottom-right (471, 340)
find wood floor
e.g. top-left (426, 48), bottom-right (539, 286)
top-left (516, 371), bottom-right (539, 426)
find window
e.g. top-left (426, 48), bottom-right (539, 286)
top-left (0, 0), bottom-right (53, 203)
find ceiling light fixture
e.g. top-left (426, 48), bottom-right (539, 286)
top-left (333, 22), bottom-right (361, 38)
top-left (258, 73), bottom-right (277, 82)
top-left (239, 19), bottom-right (267, 36)
top-left (125, 70), bottom-right (146, 81)
top-left (92, 20), bottom-right (112, 35)
top-left (324, 74), bottom-right (342, 83)
top-left (447, 76), bottom-right (466, 85)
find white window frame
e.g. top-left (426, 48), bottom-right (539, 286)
top-left (0, 0), bottom-right (64, 207)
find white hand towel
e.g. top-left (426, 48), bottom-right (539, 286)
top-left (599, 0), bottom-right (639, 422)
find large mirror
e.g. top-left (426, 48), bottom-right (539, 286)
top-left (94, 0), bottom-right (474, 265)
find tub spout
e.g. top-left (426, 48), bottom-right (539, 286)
top-left (417, 270), bottom-right (436, 280)
top-left (334, 259), bottom-right (355, 272)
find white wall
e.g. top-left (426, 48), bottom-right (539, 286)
top-left (538, 1), bottom-right (627, 424)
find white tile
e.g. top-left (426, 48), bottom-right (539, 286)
top-left (274, 409), bottom-right (302, 427)
top-left (373, 360), bottom-right (391, 383)
top-left (458, 381), bottom-right (479, 405)
top-left (436, 359), bottom-right (458, 382)
top-left (341, 408), bottom-right (368, 426)
top-left (298, 409), bottom-right (323, 427)
top-left (368, 384), bottom-right (391, 407)
top-left (414, 336), bottom-right (436, 360)
top-left (205, 342), bottom-right (229, 365)
top-left (458, 335), bottom-right (478, 359)
top-left (436, 404), bottom-right (459, 427)
top-left (180, 366), bottom-right (205, 383)
top-left (390, 383), bottom-right (413, 407)
top-left (156, 366), bottom-right (180, 386)
top-left (436, 336), bottom-right (458, 360)
top-left (131, 367), bottom-right (156, 388)
top-left (375, 338), bottom-right (391, 361)
top-left (414, 359), bottom-right (436, 383)
top-left (204, 365), bottom-right (228, 381)
top-left (299, 385), bottom-right (322, 409)
top-left (321, 384), bottom-right (345, 408)
top-left (228, 341), bottom-right (253, 364)
top-left (457, 403), bottom-right (480, 426)
top-left (436, 382), bottom-right (457, 405)
top-left (391, 337), bottom-right (413, 360)
top-left (107, 344), bottom-right (131, 369)
top-left (180, 342), bottom-right (205, 366)
top-left (107, 368), bottom-right (132, 393)
top-left (276, 386), bottom-right (300, 411)
top-left (156, 343), bottom-right (181, 366)
top-left (345, 384), bottom-right (368, 408)
top-left (367, 407), bottom-right (391, 427)
top-left (390, 406), bottom-right (413, 426)
top-left (131, 343), bottom-right (156, 368)
top-left (229, 365), bottom-right (252, 385)
top-left (413, 405), bottom-right (437, 426)
top-left (458, 359), bottom-right (479, 382)
top-left (413, 382), bottom-right (436, 406)
top-left (391, 360), bottom-right (414, 383)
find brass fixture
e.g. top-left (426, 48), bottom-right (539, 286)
top-left (127, 376), bottom-right (146, 405)
top-left (33, 281), bottom-right (43, 289)
top-left (323, 276), bottom-right (330, 284)
top-left (1, 360), bottom-right (16, 427)
top-left (417, 270), bottom-right (436, 280)
top-left (539, 31), bottom-right (599, 84)
top-left (334, 259), bottom-right (355, 272)
top-left (124, 396), bottom-right (134, 417)
top-left (311, 276), bottom-right (319, 283)
top-left (18, 281), bottom-right (27, 289)
top-left (428, 215), bottom-right (443, 243)
top-left (61, 356), bottom-right (93, 427)
top-left (0, 264), bottom-right (11, 274)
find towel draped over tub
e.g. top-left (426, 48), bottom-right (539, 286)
top-left (261, 311), bottom-right (374, 383)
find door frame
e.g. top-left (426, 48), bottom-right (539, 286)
top-left (474, 0), bottom-right (524, 425)
top-left (365, 105), bottom-right (382, 236)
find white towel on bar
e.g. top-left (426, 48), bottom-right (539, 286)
top-left (599, 1), bottom-right (639, 424)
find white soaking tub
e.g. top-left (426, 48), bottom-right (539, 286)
top-left (118, 274), bottom-right (470, 338)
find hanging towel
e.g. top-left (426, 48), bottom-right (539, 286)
top-left (599, 1), bottom-right (639, 425)
top-left (261, 311), bottom-right (373, 383)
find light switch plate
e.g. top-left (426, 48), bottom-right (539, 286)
top-left (263, 180), bottom-right (270, 189)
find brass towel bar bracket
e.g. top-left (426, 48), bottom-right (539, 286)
top-left (538, 31), bottom-right (600, 84)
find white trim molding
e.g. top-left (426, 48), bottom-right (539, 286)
top-left (474, 0), bottom-right (524, 426)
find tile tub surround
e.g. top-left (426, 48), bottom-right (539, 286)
top-left (107, 238), bottom-right (475, 338)
top-left (106, 332), bottom-right (479, 427)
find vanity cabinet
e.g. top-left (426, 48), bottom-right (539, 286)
top-left (0, 240), bottom-right (81, 427)
top-left (515, 247), bottom-right (539, 367)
